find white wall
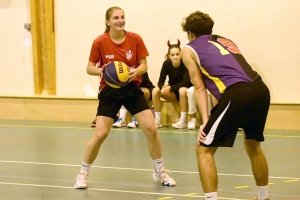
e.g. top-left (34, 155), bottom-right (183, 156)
top-left (1, 0), bottom-right (300, 103)
top-left (0, 0), bottom-right (34, 96)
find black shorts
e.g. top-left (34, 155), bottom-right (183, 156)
top-left (202, 78), bottom-right (270, 147)
top-left (97, 82), bottom-right (150, 119)
top-left (146, 87), bottom-right (154, 100)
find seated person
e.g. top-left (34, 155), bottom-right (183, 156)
top-left (152, 40), bottom-right (192, 128)
top-left (186, 86), bottom-right (214, 129)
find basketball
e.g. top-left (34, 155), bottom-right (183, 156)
top-left (103, 61), bottom-right (130, 88)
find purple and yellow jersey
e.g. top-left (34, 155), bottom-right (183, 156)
top-left (186, 35), bottom-right (259, 100)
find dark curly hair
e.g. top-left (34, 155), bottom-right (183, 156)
top-left (181, 11), bottom-right (214, 37)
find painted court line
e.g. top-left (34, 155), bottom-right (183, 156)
top-left (0, 124), bottom-right (197, 134)
top-left (1, 124), bottom-right (300, 137)
top-left (0, 181), bottom-right (246, 200)
top-left (285, 180), bottom-right (299, 182)
top-left (0, 160), bottom-right (299, 180)
top-left (234, 186), bottom-right (249, 189)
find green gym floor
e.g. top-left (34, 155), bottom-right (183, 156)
top-left (0, 119), bottom-right (299, 200)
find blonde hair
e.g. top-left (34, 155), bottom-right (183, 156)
top-left (104, 6), bottom-right (124, 33)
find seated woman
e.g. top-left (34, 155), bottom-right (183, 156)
top-left (152, 40), bottom-right (192, 128)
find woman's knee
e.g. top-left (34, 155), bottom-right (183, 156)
top-left (93, 130), bottom-right (109, 143)
top-left (141, 123), bottom-right (158, 139)
top-left (179, 87), bottom-right (188, 97)
top-left (152, 87), bottom-right (161, 97)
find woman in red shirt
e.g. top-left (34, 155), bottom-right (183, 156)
top-left (74, 6), bottom-right (175, 189)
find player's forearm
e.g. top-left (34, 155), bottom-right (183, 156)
top-left (196, 88), bottom-right (209, 124)
top-left (86, 64), bottom-right (102, 76)
top-left (135, 62), bottom-right (147, 75)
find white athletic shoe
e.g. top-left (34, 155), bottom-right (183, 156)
top-left (74, 170), bottom-right (88, 189)
top-left (172, 119), bottom-right (187, 129)
top-left (187, 120), bottom-right (196, 130)
top-left (155, 118), bottom-right (163, 128)
top-left (153, 167), bottom-right (176, 186)
top-left (112, 117), bottom-right (126, 128)
top-left (127, 118), bottom-right (140, 128)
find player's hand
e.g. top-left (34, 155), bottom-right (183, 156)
top-left (102, 62), bottom-right (111, 70)
top-left (99, 62), bottom-right (111, 76)
top-left (161, 87), bottom-right (166, 93)
top-left (128, 67), bottom-right (137, 82)
top-left (165, 86), bottom-right (171, 93)
top-left (197, 124), bottom-right (207, 145)
top-left (161, 85), bottom-right (169, 94)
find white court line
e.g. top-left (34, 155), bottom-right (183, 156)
top-left (0, 181), bottom-right (246, 200)
top-left (0, 160), bottom-right (300, 180)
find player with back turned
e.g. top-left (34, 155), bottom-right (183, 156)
top-left (74, 6), bottom-right (175, 189)
top-left (180, 11), bottom-right (271, 200)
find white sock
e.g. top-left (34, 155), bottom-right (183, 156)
top-left (81, 161), bottom-right (92, 171)
top-left (258, 185), bottom-right (268, 200)
top-left (191, 117), bottom-right (197, 123)
top-left (154, 112), bottom-right (161, 120)
top-left (205, 192), bottom-right (217, 200)
top-left (119, 108), bottom-right (127, 118)
top-left (180, 112), bottom-right (187, 122)
top-left (153, 158), bottom-right (163, 173)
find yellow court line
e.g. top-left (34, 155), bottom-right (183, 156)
top-left (0, 182), bottom-right (247, 200)
top-left (258, 134), bottom-right (300, 138)
top-left (0, 124), bottom-right (300, 137)
top-left (234, 186), bottom-right (249, 189)
top-left (285, 180), bottom-right (300, 182)
top-left (186, 193), bottom-right (198, 196)
top-left (158, 197), bottom-right (173, 200)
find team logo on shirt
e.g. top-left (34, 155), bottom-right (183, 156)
top-left (105, 55), bottom-right (114, 59)
top-left (125, 50), bottom-right (133, 60)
